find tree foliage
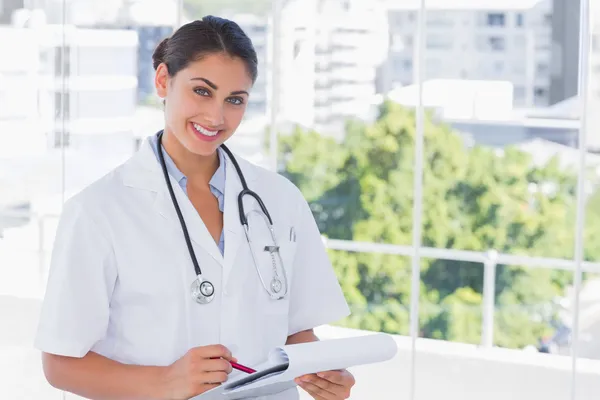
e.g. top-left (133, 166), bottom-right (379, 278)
top-left (277, 101), bottom-right (600, 349)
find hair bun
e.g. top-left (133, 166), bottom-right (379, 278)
top-left (152, 37), bottom-right (169, 70)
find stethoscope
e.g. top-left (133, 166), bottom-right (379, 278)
top-left (156, 131), bottom-right (288, 304)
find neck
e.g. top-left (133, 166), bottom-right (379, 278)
top-left (161, 130), bottom-right (219, 184)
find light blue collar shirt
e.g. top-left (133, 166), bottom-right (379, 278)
top-left (149, 133), bottom-right (226, 255)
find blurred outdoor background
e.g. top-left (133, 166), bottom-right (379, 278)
top-left (1, 0), bottom-right (600, 399)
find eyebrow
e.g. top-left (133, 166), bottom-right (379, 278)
top-left (191, 77), bottom-right (249, 96)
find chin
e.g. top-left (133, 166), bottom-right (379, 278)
top-left (187, 143), bottom-right (221, 157)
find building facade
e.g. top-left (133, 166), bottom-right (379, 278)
top-left (382, 0), bottom-right (553, 107)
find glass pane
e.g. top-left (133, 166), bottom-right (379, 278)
top-left (63, 13), bottom-right (154, 198)
top-left (0, 0), bottom-right (175, 398)
top-left (576, 2), bottom-right (600, 398)
top-left (409, 0), bottom-right (600, 399)
top-left (186, 1), bottom-right (275, 168)
top-left (417, 259), bottom-right (582, 399)
top-left (0, 0), bottom-right (66, 398)
top-left (272, 1), bottom-right (409, 398)
top-left (303, 250), bottom-right (407, 399)
top-left (419, 259), bottom-right (484, 345)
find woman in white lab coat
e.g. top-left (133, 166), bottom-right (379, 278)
top-left (35, 16), bottom-right (354, 400)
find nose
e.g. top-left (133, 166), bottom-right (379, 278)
top-left (202, 102), bottom-right (224, 127)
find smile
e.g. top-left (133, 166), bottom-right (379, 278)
top-left (192, 122), bottom-right (219, 137)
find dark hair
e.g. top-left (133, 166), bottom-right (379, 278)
top-left (152, 16), bottom-right (258, 84)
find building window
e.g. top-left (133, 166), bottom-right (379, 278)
top-left (426, 35), bottom-right (452, 50)
top-left (535, 87), bottom-right (547, 98)
top-left (516, 13), bottom-right (524, 27)
top-left (489, 36), bottom-right (505, 51)
top-left (54, 46), bottom-right (71, 77)
top-left (54, 92), bottom-right (70, 120)
top-left (53, 130), bottom-right (71, 148)
top-left (537, 63), bottom-right (549, 75)
top-left (392, 34), bottom-right (410, 51)
top-left (487, 13), bottom-right (505, 27)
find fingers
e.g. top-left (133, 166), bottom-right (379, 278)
top-left (297, 379), bottom-right (337, 400)
top-left (200, 371), bottom-right (230, 385)
top-left (295, 375), bottom-right (337, 399)
top-left (317, 370), bottom-right (355, 387)
top-left (195, 344), bottom-right (234, 360)
top-left (295, 371), bottom-right (353, 400)
top-left (200, 358), bottom-right (233, 374)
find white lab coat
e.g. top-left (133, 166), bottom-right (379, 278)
top-left (35, 136), bottom-right (350, 399)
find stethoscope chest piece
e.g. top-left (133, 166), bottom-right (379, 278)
top-left (191, 276), bottom-right (215, 304)
top-left (270, 277), bottom-right (283, 294)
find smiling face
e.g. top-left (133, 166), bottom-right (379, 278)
top-left (155, 52), bottom-right (253, 156)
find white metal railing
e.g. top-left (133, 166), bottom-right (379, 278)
top-left (2, 208), bottom-right (597, 350)
top-left (322, 237), bottom-right (600, 348)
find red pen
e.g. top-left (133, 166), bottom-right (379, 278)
top-left (211, 357), bottom-right (256, 374)
top-left (231, 361), bottom-right (256, 374)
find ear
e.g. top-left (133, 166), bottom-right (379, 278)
top-left (155, 63), bottom-right (169, 99)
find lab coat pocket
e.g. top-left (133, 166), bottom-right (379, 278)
top-left (258, 236), bottom-right (297, 348)
top-left (277, 237), bottom-right (297, 284)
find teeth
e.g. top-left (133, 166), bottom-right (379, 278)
top-left (193, 123), bottom-right (219, 137)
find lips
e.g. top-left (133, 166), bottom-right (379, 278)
top-left (192, 122), bottom-right (219, 137)
top-left (190, 122), bottom-right (223, 142)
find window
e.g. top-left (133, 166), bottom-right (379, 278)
top-left (426, 35), bottom-right (452, 50)
top-left (487, 13), bottom-right (505, 27)
top-left (53, 130), bottom-right (70, 148)
top-left (516, 13), bottom-right (524, 27)
top-left (391, 34), bottom-right (410, 51)
top-left (489, 36), bottom-right (505, 51)
top-left (534, 87), bottom-right (548, 98)
top-left (54, 46), bottom-right (71, 77)
top-left (54, 92), bottom-right (70, 120)
top-left (4, 2), bottom-right (600, 400)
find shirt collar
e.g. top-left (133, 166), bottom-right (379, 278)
top-left (209, 149), bottom-right (226, 196)
top-left (149, 133), bottom-right (226, 194)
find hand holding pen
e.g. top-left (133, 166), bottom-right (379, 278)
top-left (159, 344), bottom-right (251, 399)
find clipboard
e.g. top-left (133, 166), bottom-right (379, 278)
top-left (193, 333), bottom-right (398, 399)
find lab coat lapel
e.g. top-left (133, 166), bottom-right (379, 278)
top-left (125, 138), bottom-right (224, 266)
top-left (222, 152), bottom-right (256, 287)
top-left (154, 178), bottom-right (224, 266)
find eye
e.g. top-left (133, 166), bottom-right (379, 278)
top-left (227, 97), bottom-right (244, 105)
top-left (194, 87), bottom-right (210, 96)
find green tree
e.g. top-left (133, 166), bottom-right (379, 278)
top-left (276, 101), bottom-right (600, 349)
